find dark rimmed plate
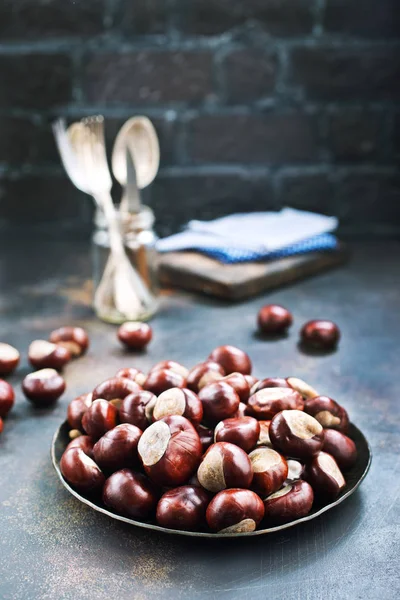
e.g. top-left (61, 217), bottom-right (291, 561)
top-left (51, 420), bottom-right (371, 538)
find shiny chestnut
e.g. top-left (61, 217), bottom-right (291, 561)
top-left (144, 368), bottom-right (186, 396)
top-left (199, 381), bottom-right (240, 425)
top-left (256, 420), bottom-right (272, 448)
top-left (153, 387), bottom-right (203, 425)
top-left (214, 417), bottom-right (260, 452)
top-left (287, 377), bottom-right (320, 400)
top-left (81, 399), bottom-right (118, 440)
top-left (186, 361), bottom-right (225, 393)
top-left (300, 320), bottom-right (340, 350)
top-left (103, 469), bottom-right (158, 519)
top-left (249, 447), bottom-right (288, 497)
top-left (49, 326), bottom-right (89, 357)
top-left (263, 480), bottom-right (314, 524)
top-left (250, 378), bottom-right (291, 395)
top-left (60, 447), bottom-right (105, 494)
top-left (0, 417), bottom-right (3, 434)
top-left (235, 402), bottom-right (247, 418)
top-left (22, 368), bottom-right (66, 406)
top-left (117, 321), bottom-right (152, 350)
top-left (322, 429), bottom-right (357, 470)
top-left (93, 423), bottom-right (142, 473)
top-left (196, 424), bottom-right (214, 454)
top-left (65, 435), bottom-right (95, 458)
top-left (257, 304), bottom-right (293, 334)
top-left (0, 343), bottom-right (20, 376)
top-left (217, 372), bottom-right (251, 403)
top-left (206, 489), bottom-right (264, 533)
top-left (92, 377), bottom-right (141, 408)
top-left (304, 396), bottom-right (349, 433)
top-left (115, 368), bottom-right (146, 387)
top-left (197, 369), bottom-right (223, 389)
top-left (197, 442), bottom-right (253, 493)
top-left (269, 410), bottom-right (324, 460)
top-left (149, 360), bottom-right (189, 379)
top-left (67, 393), bottom-right (93, 429)
top-left (156, 485), bottom-right (210, 531)
top-left (119, 390), bottom-right (157, 430)
top-left (246, 387), bottom-right (304, 420)
top-left (138, 415), bottom-right (202, 486)
top-left (208, 345), bottom-right (252, 375)
top-left (285, 459), bottom-right (305, 484)
top-left (28, 340), bottom-right (71, 371)
top-left (0, 379), bottom-right (15, 417)
top-left (306, 451), bottom-right (346, 500)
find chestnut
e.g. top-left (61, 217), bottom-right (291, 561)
top-left (103, 469), bottom-right (158, 519)
top-left (214, 417), bottom-right (260, 452)
top-left (138, 415), bottom-right (202, 486)
top-left (263, 480), bottom-right (314, 525)
top-left (322, 429), bottom-right (357, 470)
top-left (81, 399), bottom-right (118, 440)
top-left (269, 410), bottom-right (324, 460)
top-left (305, 451), bottom-right (346, 500)
top-left (257, 304), bottom-right (293, 334)
top-left (244, 375), bottom-right (258, 389)
top-left (144, 368), bottom-right (186, 396)
top-left (22, 368), bottom-right (66, 406)
top-left (250, 378), bottom-right (291, 395)
top-left (119, 390), bottom-right (157, 430)
top-left (92, 377), bottom-right (142, 408)
top-left (198, 382), bottom-right (240, 425)
top-left (0, 379), bottom-right (15, 418)
top-left (256, 420), bottom-right (272, 448)
top-left (60, 447), bottom-right (105, 494)
top-left (0, 343), bottom-right (20, 376)
top-left (93, 423), bottom-right (142, 473)
top-left (300, 320), bottom-right (340, 350)
top-left (285, 459), bottom-right (305, 484)
top-left (206, 489), bottom-right (264, 533)
top-left (156, 485), bottom-right (210, 531)
top-left (304, 396), bottom-right (349, 433)
top-left (235, 402), bottom-right (247, 418)
top-left (208, 345), bottom-right (252, 375)
top-left (149, 360), bottom-right (189, 380)
top-left (153, 387), bottom-right (203, 425)
top-left (28, 340), bottom-right (71, 371)
top-left (0, 417), bottom-right (3, 434)
top-left (115, 368), bottom-right (146, 387)
top-left (67, 393), bottom-right (93, 430)
top-left (287, 377), bottom-right (320, 400)
top-left (249, 447), bottom-right (288, 497)
top-left (197, 442), bottom-right (253, 493)
top-left (196, 424), bottom-right (214, 454)
top-left (117, 321), bottom-right (152, 350)
top-left (246, 387), bottom-right (304, 420)
top-left (197, 370), bottom-right (223, 389)
top-left (186, 361), bottom-right (225, 393)
top-left (217, 372), bottom-right (251, 403)
top-left (49, 326), bottom-right (89, 357)
top-left (65, 435), bottom-right (95, 458)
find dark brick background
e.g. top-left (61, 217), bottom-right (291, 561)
top-left (0, 0), bottom-right (398, 239)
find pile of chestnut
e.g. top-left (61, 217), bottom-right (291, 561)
top-left (60, 344), bottom-right (357, 534)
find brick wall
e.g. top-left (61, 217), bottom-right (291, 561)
top-left (0, 0), bottom-right (399, 239)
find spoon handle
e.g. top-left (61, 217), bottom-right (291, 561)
top-left (122, 146), bottom-right (141, 214)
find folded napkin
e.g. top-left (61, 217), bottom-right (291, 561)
top-left (156, 208), bottom-right (339, 264)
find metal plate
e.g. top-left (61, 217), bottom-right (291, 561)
top-left (52, 420), bottom-right (371, 538)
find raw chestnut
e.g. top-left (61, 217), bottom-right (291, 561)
top-left (117, 321), bottom-right (152, 350)
top-left (186, 361), bottom-right (225, 393)
top-left (322, 429), bottom-right (357, 470)
top-left (217, 372), bottom-right (251, 403)
top-left (144, 368), bottom-right (186, 396)
top-left (93, 423), bottom-right (142, 472)
top-left (0, 379), bottom-right (15, 417)
top-left (82, 399), bottom-right (118, 440)
top-left (49, 326), bottom-right (89, 357)
top-left (199, 381), bottom-right (240, 425)
top-left (28, 340), bottom-right (71, 371)
top-left (214, 417), bottom-right (260, 452)
top-left (305, 451), bottom-right (346, 500)
top-left (269, 410), bottom-right (324, 460)
top-left (285, 459), bottom-right (305, 484)
top-left (287, 377), bottom-right (320, 400)
top-left (65, 435), bottom-right (94, 458)
top-left (138, 415), bottom-right (202, 486)
top-left (103, 469), bottom-right (158, 519)
top-left (304, 396), bottom-right (349, 433)
top-left (257, 304), bottom-right (293, 334)
top-left (206, 489), bottom-right (264, 533)
top-left (156, 485), bottom-right (210, 531)
top-left (208, 345), bottom-right (252, 376)
top-left (300, 320), bottom-right (340, 350)
top-left (197, 370), bottom-right (223, 390)
top-left (256, 420), bottom-right (272, 448)
top-left (60, 447), bottom-right (105, 494)
top-left (149, 360), bottom-right (189, 379)
top-left (153, 387), bottom-right (203, 425)
top-left (197, 442), bottom-right (253, 493)
top-left (246, 387), bottom-right (304, 420)
top-left (0, 343), bottom-right (20, 376)
top-left (92, 377), bottom-right (142, 408)
top-left (67, 393), bottom-right (93, 429)
top-left (22, 368), bottom-right (66, 406)
top-left (250, 378), bottom-right (291, 395)
top-left (235, 402), bottom-right (247, 418)
top-left (119, 390), bottom-right (157, 430)
top-left (196, 424), bottom-right (214, 454)
top-left (263, 480), bottom-right (314, 524)
top-left (115, 368), bottom-right (146, 387)
top-left (249, 447), bottom-right (288, 497)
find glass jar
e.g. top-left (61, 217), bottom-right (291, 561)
top-left (92, 205), bottom-right (159, 323)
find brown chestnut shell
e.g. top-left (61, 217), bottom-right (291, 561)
top-left (206, 489), bottom-right (264, 533)
top-left (208, 345), bottom-right (252, 375)
top-left (263, 480), bottom-right (314, 524)
top-left (156, 485), bottom-right (210, 531)
top-left (103, 469), bottom-right (158, 519)
top-left (60, 447), bottom-right (105, 494)
top-left (246, 387), bottom-right (304, 420)
top-left (269, 410), bottom-right (324, 460)
top-left (93, 423), bottom-right (142, 473)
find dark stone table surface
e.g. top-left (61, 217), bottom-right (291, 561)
top-left (1, 239), bottom-right (399, 600)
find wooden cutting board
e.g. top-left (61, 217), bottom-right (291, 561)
top-left (158, 246), bottom-right (348, 300)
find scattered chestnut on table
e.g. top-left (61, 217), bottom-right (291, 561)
top-left (249, 447), bottom-right (288, 497)
top-left (82, 399), bottom-right (118, 440)
top-left (22, 368), bottom-right (66, 407)
top-left (67, 392), bottom-right (93, 430)
top-left (197, 442), bottom-right (253, 493)
top-left (322, 429), bottom-right (357, 470)
top-left (186, 361), bottom-right (225, 393)
top-left (246, 387), bottom-right (304, 420)
top-left (287, 377), bottom-right (320, 400)
top-left (119, 390), bottom-right (157, 430)
top-left (117, 321), bottom-right (152, 351)
top-left (60, 447), bottom-right (105, 494)
top-left (214, 417), bottom-right (260, 453)
top-left (149, 360), bottom-right (189, 380)
top-left (115, 368), bottom-right (146, 387)
top-left (153, 387), bottom-right (203, 425)
top-left (138, 415), bottom-right (202, 487)
top-left (269, 410), bottom-right (324, 460)
top-left (156, 485), bottom-right (210, 531)
top-left (300, 320), bottom-right (340, 350)
top-left (65, 435), bottom-right (95, 458)
top-left (93, 423), bottom-right (142, 473)
top-left (49, 326), bottom-right (89, 357)
top-left (199, 381), bottom-right (240, 425)
top-left (0, 379), bottom-right (15, 418)
top-left (28, 340), bottom-right (71, 371)
top-left (144, 368), bottom-right (186, 396)
top-left (206, 489), bottom-right (264, 533)
top-left (92, 377), bottom-right (142, 408)
top-left (263, 480), bottom-right (314, 525)
top-left (208, 345), bottom-right (252, 376)
top-left (257, 304), bottom-right (293, 335)
top-left (0, 343), bottom-right (20, 376)
top-left (305, 451), bottom-right (346, 500)
top-left (304, 396), bottom-right (349, 433)
top-left (103, 469), bottom-right (158, 519)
